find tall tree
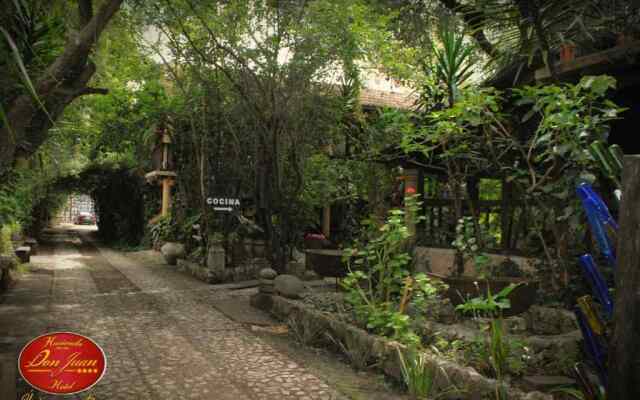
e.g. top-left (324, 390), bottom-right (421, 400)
top-left (0, 0), bottom-right (124, 174)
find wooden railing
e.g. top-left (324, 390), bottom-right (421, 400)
top-left (417, 198), bottom-right (530, 253)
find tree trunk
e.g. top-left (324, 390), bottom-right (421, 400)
top-left (608, 155), bottom-right (640, 398)
top-left (0, 0), bottom-right (123, 173)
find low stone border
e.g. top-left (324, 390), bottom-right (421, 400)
top-left (176, 258), bottom-right (265, 283)
top-left (252, 293), bottom-right (552, 400)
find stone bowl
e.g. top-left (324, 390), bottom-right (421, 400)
top-left (427, 274), bottom-right (539, 317)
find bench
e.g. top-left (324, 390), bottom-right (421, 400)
top-left (15, 246), bottom-right (31, 263)
top-left (24, 238), bottom-right (38, 255)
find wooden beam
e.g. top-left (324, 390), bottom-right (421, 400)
top-left (535, 41), bottom-right (640, 81)
top-left (608, 155), bottom-right (640, 398)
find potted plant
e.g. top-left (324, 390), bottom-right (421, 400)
top-left (430, 217), bottom-right (538, 316)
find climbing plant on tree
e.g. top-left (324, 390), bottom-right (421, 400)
top-left (0, 0), bottom-right (125, 174)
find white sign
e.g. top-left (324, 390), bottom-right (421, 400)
top-left (206, 197), bottom-right (241, 212)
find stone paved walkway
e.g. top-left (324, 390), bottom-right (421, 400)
top-left (0, 227), bottom-right (346, 400)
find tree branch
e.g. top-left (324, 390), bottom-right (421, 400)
top-left (0, 0), bottom-right (124, 172)
top-left (79, 0), bottom-right (94, 26)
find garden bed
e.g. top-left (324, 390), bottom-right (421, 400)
top-left (301, 289), bottom-right (580, 388)
top-left (253, 290), bottom-right (559, 399)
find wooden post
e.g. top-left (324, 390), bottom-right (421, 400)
top-left (500, 179), bottom-right (512, 251)
top-left (404, 169), bottom-right (419, 236)
top-left (322, 206), bottom-right (331, 238)
top-left (608, 155), bottom-right (640, 399)
top-left (161, 178), bottom-right (173, 217)
top-left (417, 169), bottom-right (425, 232)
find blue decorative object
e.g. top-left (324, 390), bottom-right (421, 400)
top-left (577, 183), bottom-right (617, 266)
top-left (579, 254), bottom-right (614, 319)
top-left (575, 307), bottom-right (608, 387)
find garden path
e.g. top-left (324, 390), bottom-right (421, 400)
top-left (0, 226), bottom-right (393, 400)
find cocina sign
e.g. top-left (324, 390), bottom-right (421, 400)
top-left (206, 197), bottom-right (241, 212)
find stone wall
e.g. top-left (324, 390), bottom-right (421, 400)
top-left (251, 293), bottom-right (552, 400)
top-left (413, 246), bottom-right (538, 277)
top-left (171, 239), bottom-right (269, 283)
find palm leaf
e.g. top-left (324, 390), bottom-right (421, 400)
top-left (0, 103), bottom-right (15, 143)
top-left (0, 27), bottom-right (51, 122)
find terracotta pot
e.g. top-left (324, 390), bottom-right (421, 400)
top-left (427, 273), bottom-right (539, 316)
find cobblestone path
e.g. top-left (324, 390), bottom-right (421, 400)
top-left (0, 227), bottom-right (346, 400)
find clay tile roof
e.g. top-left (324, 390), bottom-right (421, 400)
top-left (359, 87), bottom-right (417, 110)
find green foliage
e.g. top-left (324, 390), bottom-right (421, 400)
top-left (1, 1), bottom-right (67, 116)
top-left (431, 21), bottom-right (476, 105)
top-left (0, 221), bottom-right (21, 254)
top-left (341, 197), bottom-right (442, 345)
top-left (509, 75), bottom-right (622, 195)
top-left (148, 215), bottom-right (174, 246)
top-left (461, 320), bottom-right (527, 382)
top-left (0, 169), bottom-right (50, 231)
top-left (301, 154), bottom-right (368, 208)
top-left (455, 284), bottom-right (521, 317)
top-left (397, 347), bottom-right (455, 399)
top-left (286, 313), bottom-right (325, 347)
top-left (325, 332), bottom-right (373, 371)
top-left (451, 217), bottom-right (495, 278)
top-left (402, 74), bottom-right (623, 284)
top-left (456, 284), bottom-right (527, 383)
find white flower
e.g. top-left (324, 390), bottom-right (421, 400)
top-left (471, 245), bottom-right (479, 252)
top-left (468, 238), bottom-right (476, 244)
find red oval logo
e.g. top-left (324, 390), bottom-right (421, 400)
top-left (18, 332), bottom-right (107, 395)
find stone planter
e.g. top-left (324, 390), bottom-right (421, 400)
top-left (207, 242), bottom-right (226, 282)
top-left (304, 249), bottom-right (356, 278)
top-left (160, 242), bottom-right (185, 266)
top-left (243, 239), bottom-right (253, 255)
top-left (232, 240), bottom-right (246, 264)
top-left (252, 239), bottom-right (266, 258)
top-left (428, 274), bottom-right (539, 316)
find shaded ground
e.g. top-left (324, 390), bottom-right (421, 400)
top-left (0, 226), bottom-right (406, 399)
